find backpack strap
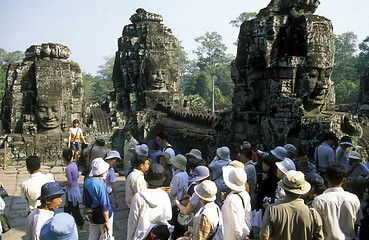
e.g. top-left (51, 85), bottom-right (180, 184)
top-left (235, 192), bottom-right (245, 209)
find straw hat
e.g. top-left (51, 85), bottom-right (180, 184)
top-left (229, 160), bottom-right (244, 170)
top-left (276, 158), bottom-right (296, 174)
top-left (223, 166), bottom-right (247, 192)
top-left (278, 170), bottom-right (311, 195)
top-left (169, 154), bottom-right (187, 171)
top-left (194, 180), bottom-right (217, 202)
top-left (89, 158), bottom-right (110, 177)
top-left (271, 146), bottom-right (287, 161)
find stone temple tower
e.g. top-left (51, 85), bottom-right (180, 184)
top-left (112, 8), bottom-right (183, 116)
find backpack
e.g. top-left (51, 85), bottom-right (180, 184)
top-left (164, 146), bottom-right (181, 156)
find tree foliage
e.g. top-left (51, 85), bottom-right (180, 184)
top-left (0, 48), bottom-right (23, 100)
top-left (83, 73), bottom-right (113, 104)
top-left (332, 32), bottom-right (369, 104)
top-left (229, 12), bottom-right (257, 28)
top-left (181, 32), bottom-right (234, 110)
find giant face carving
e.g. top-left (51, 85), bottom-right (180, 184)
top-left (35, 98), bottom-right (61, 130)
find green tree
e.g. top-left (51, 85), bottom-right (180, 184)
top-left (182, 32), bottom-right (234, 110)
top-left (332, 32), bottom-right (359, 103)
top-left (357, 36), bottom-right (369, 77)
top-left (0, 48), bottom-right (23, 99)
top-left (97, 56), bottom-right (115, 81)
top-left (83, 73), bottom-right (113, 103)
top-left (229, 12), bottom-right (257, 28)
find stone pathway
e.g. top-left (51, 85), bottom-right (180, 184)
top-left (1, 164), bottom-right (129, 240)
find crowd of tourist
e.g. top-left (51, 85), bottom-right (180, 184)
top-left (1, 124), bottom-right (369, 240)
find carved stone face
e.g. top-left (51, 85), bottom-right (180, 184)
top-left (149, 69), bottom-right (166, 90)
top-left (304, 67), bottom-right (332, 107)
top-left (35, 99), bottom-right (61, 129)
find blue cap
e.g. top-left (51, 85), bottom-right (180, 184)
top-left (40, 213), bottom-right (78, 240)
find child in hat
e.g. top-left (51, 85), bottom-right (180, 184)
top-left (26, 182), bottom-right (66, 240)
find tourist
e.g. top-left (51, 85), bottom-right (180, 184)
top-left (135, 144), bottom-right (149, 157)
top-left (83, 158), bottom-right (114, 240)
top-left (255, 155), bottom-right (279, 211)
top-left (260, 170), bottom-right (323, 240)
top-left (335, 135), bottom-right (352, 170)
top-left (156, 131), bottom-right (176, 158)
top-left (178, 180), bottom-right (223, 240)
top-left (26, 182), bottom-right (66, 240)
top-left (20, 156), bottom-right (55, 213)
top-left (303, 173), bottom-right (325, 208)
top-left (314, 131), bottom-right (338, 175)
top-left (149, 139), bottom-right (161, 164)
top-left (237, 148), bottom-right (257, 207)
top-left (125, 156), bottom-right (149, 208)
top-left (67, 119), bottom-right (87, 161)
top-left (284, 144), bottom-right (297, 161)
top-left (59, 148), bottom-right (85, 232)
top-left (269, 146), bottom-right (287, 162)
top-left (185, 149), bottom-right (206, 174)
top-left (313, 164), bottom-right (361, 239)
top-left (82, 135), bottom-right (107, 174)
top-left (104, 150), bottom-right (121, 209)
top-left (209, 146), bottom-right (232, 206)
top-left (241, 139), bottom-right (258, 163)
top-left (295, 150), bottom-right (317, 174)
top-left (346, 151), bottom-right (369, 180)
top-left (221, 166), bottom-right (252, 240)
top-left (40, 213), bottom-right (78, 240)
top-left (174, 166), bottom-right (210, 226)
top-left (168, 154), bottom-right (188, 239)
top-left (156, 152), bottom-right (173, 187)
top-left (275, 157), bottom-right (296, 202)
top-left (127, 163), bottom-right (172, 240)
top-left (123, 131), bottom-right (139, 177)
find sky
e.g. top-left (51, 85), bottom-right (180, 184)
top-left (0, 0), bottom-right (368, 75)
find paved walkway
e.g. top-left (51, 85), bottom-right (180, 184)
top-left (1, 164), bottom-right (129, 240)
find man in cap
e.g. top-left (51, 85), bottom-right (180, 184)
top-left (314, 131), bottom-right (338, 175)
top-left (104, 150), bottom-right (122, 209)
top-left (260, 170), bottom-right (323, 240)
top-left (83, 135), bottom-right (107, 174)
top-left (26, 182), bottom-right (66, 240)
top-left (127, 163), bottom-right (172, 240)
top-left (20, 156), bottom-right (55, 213)
top-left (123, 131), bottom-right (139, 177)
top-left (125, 155), bottom-right (149, 208)
top-left (221, 166), bottom-right (252, 240)
top-left (335, 136), bottom-right (352, 170)
top-left (313, 164), bottom-right (361, 240)
top-left (83, 158), bottom-right (114, 240)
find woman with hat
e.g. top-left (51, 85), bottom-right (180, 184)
top-left (336, 136), bottom-right (352, 170)
top-left (209, 146), bottom-right (232, 206)
top-left (178, 180), bottom-right (223, 240)
top-left (82, 158), bottom-right (114, 240)
top-left (221, 166), bottom-right (252, 240)
top-left (186, 149), bottom-right (206, 174)
top-left (157, 152), bottom-right (173, 187)
top-left (169, 154), bottom-right (189, 239)
top-left (59, 148), bottom-right (85, 232)
top-left (67, 119), bottom-right (87, 161)
top-left (26, 182), bottom-right (66, 240)
top-left (174, 166), bottom-right (210, 227)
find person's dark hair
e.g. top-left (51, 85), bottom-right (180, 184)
top-left (62, 149), bottom-right (73, 162)
top-left (132, 155), bottom-right (148, 169)
top-left (313, 184), bottom-right (325, 195)
top-left (156, 131), bottom-right (168, 141)
top-left (26, 156), bottom-right (41, 173)
top-left (340, 136), bottom-right (352, 144)
top-left (322, 131), bottom-right (338, 141)
top-left (239, 148), bottom-right (252, 160)
top-left (187, 158), bottom-right (206, 172)
top-left (261, 155), bottom-right (278, 178)
top-left (325, 164), bottom-right (346, 185)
